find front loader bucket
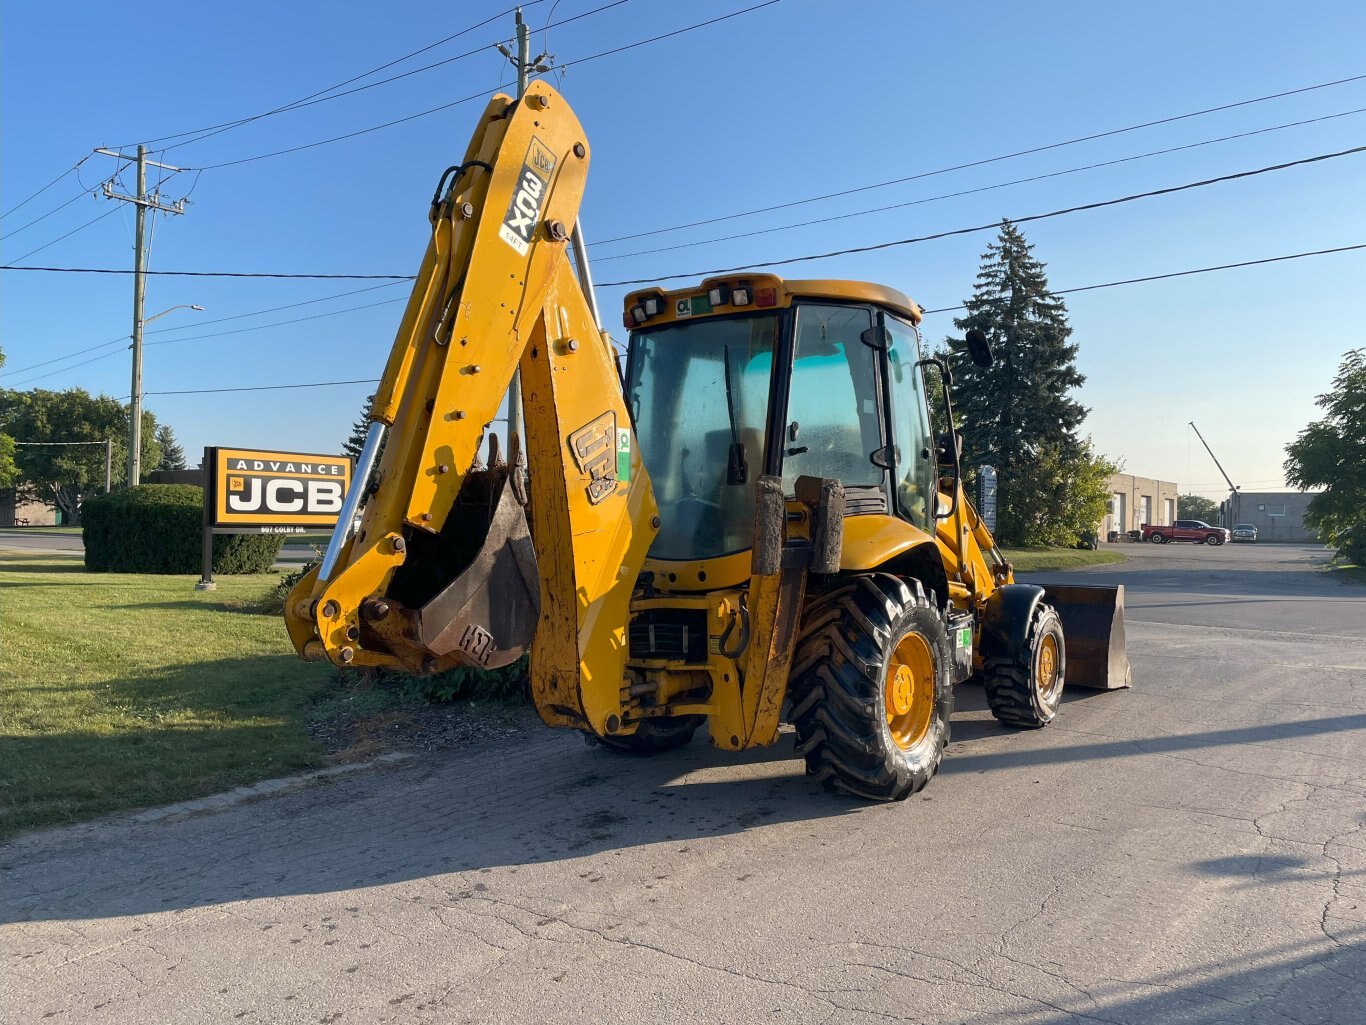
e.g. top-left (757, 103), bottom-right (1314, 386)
top-left (366, 441), bottom-right (541, 674)
top-left (1043, 584), bottom-right (1131, 690)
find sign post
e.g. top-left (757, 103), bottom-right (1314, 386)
top-left (977, 465), bottom-right (998, 533)
top-left (196, 446), bottom-right (354, 591)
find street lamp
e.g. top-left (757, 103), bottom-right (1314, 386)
top-left (141, 303), bottom-right (205, 327)
top-left (128, 303), bottom-right (205, 485)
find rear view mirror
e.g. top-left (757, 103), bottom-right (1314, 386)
top-left (965, 328), bottom-right (993, 368)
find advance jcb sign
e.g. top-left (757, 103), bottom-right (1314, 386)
top-left (209, 447), bottom-right (353, 531)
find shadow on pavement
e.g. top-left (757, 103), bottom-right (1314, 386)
top-left (942, 711), bottom-right (1366, 774)
top-left (1022, 929), bottom-right (1366, 1025)
top-left (10, 699), bottom-right (1366, 924)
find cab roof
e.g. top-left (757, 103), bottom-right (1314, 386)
top-left (623, 273), bottom-right (922, 329)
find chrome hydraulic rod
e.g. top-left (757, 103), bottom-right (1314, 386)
top-left (319, 421), bottom-right (386, 582)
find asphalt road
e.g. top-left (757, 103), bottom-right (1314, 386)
top-left (4, 542), bottom-right (1364, 1024)
top-left (0, 529), bottom-right (317, 565)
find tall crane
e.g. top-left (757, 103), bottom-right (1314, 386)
top-left (1188, 420), bottom-right (1239, 524)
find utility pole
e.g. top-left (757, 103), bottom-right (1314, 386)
top-left (95, 145), bottom-right (188, 485)
top-left (497, 8), bottom-right (552, 445)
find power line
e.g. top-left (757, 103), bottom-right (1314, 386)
top-left (7, 207), bottom-right (120, 265)
top-left (147, 378), bottom-right (380, 397)
top-left (145, 280), bottom-right (407, 334)
top-left (146, 297), bottom-right (407, 346)
top-left (5, 336), bottom-right (130, 376)
top-left (165, 0), bottom-right (632, 157)
top-left (552, 0), bottom-right (780, 74)
top-left (20, 245), bottom-right (1363, 396)
top-left (0, 266), bottom-right (415, 279)
top-left (5, 348), bottom-right (128, 388)
top-left (118, 2), bottom-right (549, 152)
top-left (595, 70), bottom-right (1366, 247)
top-left (598, 142), bottom-right (1366, 286)
top-left (6, 286), bottom-right (409, 392)
top-left (6, 153), bottom-right (1362, 301)
top-left (193, 80), bottom-right (513, 170)
top-left (595, 105), bottom-right (1366, 263)
top-left (1, 157), bottom-right (89, 221)
top-left (7, 283), bottom-right (410, 382)
top-left (918, 243), bottom-right (1366, 315)
top-left (194, 0), bottom-right (780, 170)
top-left (0, 191), bottom-right (91, 241)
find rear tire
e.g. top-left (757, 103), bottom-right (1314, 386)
top-left (592, 716), bottom-right (703, 755)
top-left (788, 575), bottom-right (953, 801)
top-left (1149, 532), bottom-right (1165, 544)
top-left (983, 603), bottom-right (1066, 728)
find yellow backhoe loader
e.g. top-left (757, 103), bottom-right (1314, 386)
top-left (285, 81), bottom-right (1129, 800)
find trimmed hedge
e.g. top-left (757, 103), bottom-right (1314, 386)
top-left (83, 484), bottom-right (284, 574)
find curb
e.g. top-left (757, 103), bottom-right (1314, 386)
top-left (131, 752), bottom-right (415, 824)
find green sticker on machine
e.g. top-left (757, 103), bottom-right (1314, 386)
top-left (616, 428), bottom-right (631, 482)
top-left (958, 627), bottom-right (972, 649)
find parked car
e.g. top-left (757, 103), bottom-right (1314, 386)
top-left (1076, 528), bottom-right (1099, 550)
top-left (1142, 519), bottom-right (1230, 545)
top-left (1231, 523), bottom-right (1258, 543)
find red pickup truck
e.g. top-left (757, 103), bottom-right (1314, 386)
top-left (1142, 520), bottom-right (1230, 545)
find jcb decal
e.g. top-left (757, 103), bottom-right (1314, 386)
top-left (498, 136), bottom-right (557, 256)
top-left (568, 411), bottom-right (619, 505)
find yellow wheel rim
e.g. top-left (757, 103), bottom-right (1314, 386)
top-left (885, 632), bottom-right (935, 751)
top-left (1037, 632), bottom-right (1061, 702)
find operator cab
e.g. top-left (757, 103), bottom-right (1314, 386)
top-left (623, 274), bottom-right (937, 584)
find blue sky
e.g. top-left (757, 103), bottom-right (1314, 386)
top-left (4, 0), bottom-right (1365, 499)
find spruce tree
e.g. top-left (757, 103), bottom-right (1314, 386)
top-left (945, 221), bottom-right (1091, 545)
top-left (153, 424), bottom-right (187, 471)
top-left (343, 394), bottom-right (375, 461)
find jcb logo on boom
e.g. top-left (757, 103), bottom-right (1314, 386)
top-left (498, 136), bottom-right (556, 257)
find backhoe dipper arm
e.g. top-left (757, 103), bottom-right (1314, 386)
top-left (285, 81), bottom-right (659, 736)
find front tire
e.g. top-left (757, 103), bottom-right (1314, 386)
top-left (1206, 535), bottom-right (1223, 546)
top-left (982, 603), bottom-right (1066, 728)
top-left (788, 575), bottom-right (953, 801)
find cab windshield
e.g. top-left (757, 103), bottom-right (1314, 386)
top-left (627, 301), bottom-right (927, 561)
top-left (626, 313), bottom-right (778, 559)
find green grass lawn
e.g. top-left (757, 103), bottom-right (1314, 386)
top-left (0, 551), bottom-right (335, 838)
top-left (0, 525), bottom-right (82, 535)
top-left (1000, 547), bottom-right (1127, 573)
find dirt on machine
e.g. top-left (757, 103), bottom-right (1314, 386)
top-left (284, 81), bottom-right (1130, 801)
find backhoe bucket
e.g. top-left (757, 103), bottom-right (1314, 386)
top-left (366, 439), bottom-right (541, 674)
top-left (1042, 584), bottom-right (1131, 690)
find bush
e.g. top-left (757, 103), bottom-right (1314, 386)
top-left (1339, 525), bottom-right (1366, 567)
top-left (253, 560), bottom-right (318, 615)
top-left (82, 484), bottom-right (284, 574)
top-left (342, 655), bottom-right (530, 706)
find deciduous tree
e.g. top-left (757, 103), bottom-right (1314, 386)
top-left (0, 350), bottom-right (17, 488)
top-left (1285, 348), bottom-right (1366, 562)
top-left (0, 389), bottom-right (165, 523)
top-left (1177, 493), bottom-right (1220, 523)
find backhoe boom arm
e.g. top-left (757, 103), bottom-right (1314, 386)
top-left (285, 81), bottom-right (658, 736)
